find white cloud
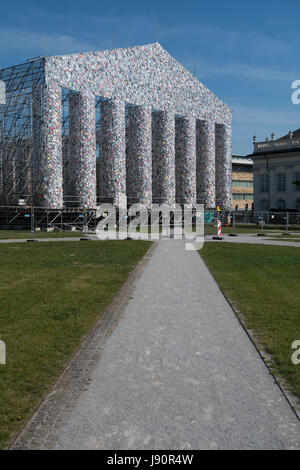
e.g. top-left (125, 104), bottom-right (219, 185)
top-left (0, 28), bottom-right (103, 58)
top-left (231, 103), bottom-right (300, 154)
top-left (191, 59), bottom-right (296, 83)
top-left (232, 103), bottom-right (300, 127)
top-left (160, 23), bottom-right (293, 58)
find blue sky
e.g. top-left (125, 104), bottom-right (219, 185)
top-left (1, 0), bottom-right (300, 155)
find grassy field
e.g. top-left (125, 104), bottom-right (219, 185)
top-left (266, 239), bottom-right (300, 243)
top-left (0, 230), bottom-right (84, 239)
top-left (0, 240), bottom-right (151, 448)
top-left (0, 224), bottom-right (299, 239)
top-left (199, 242), bottom-right (300, 399)
top-left (265, 236), bottom-right (300, 242)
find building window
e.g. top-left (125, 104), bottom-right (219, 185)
top-left (296, 199), bottom-right (300, 212)
top-left (232, 180), bottom-right (253, 187)
top-left (232, 193), bottom-right (253, 200)
top-left (260, 199), bottom-right (268, 211)
top-left (277, 199), bottom-right (286, 210)
top-left (277, 173), bottom-right (286, 191)
top-left (232, 164), bottom-right (252, 173)
top-left (260, 174), bottom-right (268, 192)
top-left (294, 172), bottom-right (300, 190)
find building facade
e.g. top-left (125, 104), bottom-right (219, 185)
top-left (249, 130), bottom-right (300, 212)
top-left (231, 155), bottom-right (253, 210)
top-left (0, 43), bottom-right (232, 209)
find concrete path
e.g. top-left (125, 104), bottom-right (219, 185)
top-left (12, 240), bottom-right (300, 450)
top-left (0, 233), bottom-right (300, 247)
top-left (206, 233), bottom-right (300, 248)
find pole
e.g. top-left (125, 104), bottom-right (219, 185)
top-left (257, 210), bottom-right (266, 236)
top-left (229, 211), bottom-right (238, 236)
top-left (285, 211), bottom-right (289, 235)
top-left (31, 205), bottom-right (35, 234)
top-left (31, 206), bottom-right (34, 232)
top-left (212, 207), bottom-right (223, 240)
top-left (84, 209), bottom-right (87, 234)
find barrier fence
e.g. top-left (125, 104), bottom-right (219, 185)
top-left (204, 210), bottom-right (300, 236)
top-left (0, 204), bottom-right (299, 237)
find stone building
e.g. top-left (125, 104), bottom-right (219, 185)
top-left (249, 130), bottom-right (300, 211)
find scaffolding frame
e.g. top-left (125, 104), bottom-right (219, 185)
top-left (0, 58), bottom-right (45, 206)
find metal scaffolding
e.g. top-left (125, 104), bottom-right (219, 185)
top-left (0, 58), bottom-right (44, 206)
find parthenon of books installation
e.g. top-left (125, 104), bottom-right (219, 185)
top-left (0, 43), bottom-right (232, 209)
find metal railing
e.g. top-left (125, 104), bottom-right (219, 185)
top-left (203, 209), bottom-right (300, 237)
top-left (0, 205), bottom-right (299, 239)
top-left (254, 138), bottom-right (300, 153)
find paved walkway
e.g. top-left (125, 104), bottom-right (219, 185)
top-left (206, 233), bottom-right (300, 248)
top-left (12, 240), bottom-right (300, 450)
top-left (0, 233), bottom-right (300, 247)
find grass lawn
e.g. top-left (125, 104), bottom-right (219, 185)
top-left (204, 224), bottom-right (300, 236)
top-left (0, 240), bottom-right (151, 448)
top-left (0, 225), bottom-right (299, 239)
top-left (199, 242), bottom-right (300, 399)
top-left (265, 234), bottom-right (300, 237)
top-left (265, 236), bottom-right (300, 242)
top-left (0, 230), bottom-right (83, 239)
